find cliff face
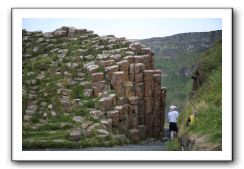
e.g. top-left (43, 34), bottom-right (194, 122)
top-left (22, 26), bottom-right (166, 149)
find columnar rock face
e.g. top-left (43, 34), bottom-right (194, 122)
top-left (22, 26), bottom-right (166, 149)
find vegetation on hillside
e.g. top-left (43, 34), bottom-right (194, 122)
top-left (167, 40), bottom-right (222, 151)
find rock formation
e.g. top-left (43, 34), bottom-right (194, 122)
top-left (22, 26), bottom-right (166, 149)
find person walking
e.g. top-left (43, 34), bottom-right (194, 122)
top-left (168, 105), bottom-right (179, 140)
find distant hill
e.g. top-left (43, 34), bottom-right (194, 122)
top-left (140, 30), bottom-right (222, 111)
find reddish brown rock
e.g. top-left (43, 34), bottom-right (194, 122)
top-left (144, 96), bottom-right (153, 115)
top-left (124, 82), bottom-right (134, 97)
top-left (144, 70), bottom-right (154, 81)
top-left (93, 81), bottom-right (106, 96)
top-left (134, 55), bottom-right (145, 64)
top-left (117, 60), bottom-right (129, 71)
top-left (106, 109), bottom-right (120, 127)
top-left (113, 84), bottom-right (125, 97)
top-left (135, 82), bottom-right (144, 98)
top-left (135, 73), bottom-right (143, 83)
top-left (99, 97), bottom-right (113, 111)
top-left (91, 72), bottom-right (104, 82)
top-left (111, 71), bottom-right (124, 86)
top-left (83, 88), bottom-right (93, 97)
top-left (105, 65), bottom-right (119, 80)
top-left (99, 60), bottom-right (114, 67)
top-left (128, 129), bottom-right (140, 143)
top-left (138, 125), bottom-right (146, 140)
top-left (123, 55), bottom-right (134, 65)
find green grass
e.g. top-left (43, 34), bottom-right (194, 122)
top-left (177, 40), bottom-right (222, 149)
top-left (165, 138), bottom-right (181, 151)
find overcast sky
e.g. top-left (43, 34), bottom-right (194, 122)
top-left (22, 18), bottom-right (222, 39)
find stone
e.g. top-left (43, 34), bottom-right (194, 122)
top-left (69, 129), bottom-right (81, 141)
top-left (93, 81), bottom-right (106, 96)
top-left (112, 84), bottom-right (125, 97)
top-left (81, 121), bottom-right (92, 130)
top-left (117, 97), bottom-right (129, 105)
top-left (48, 104), bottom-right (53, 109)
top-left (72, 116), bottom-right (85, 123)
top-left (100, 119), bottom-right (112, 131)
top-left (109, 93), bottom-right (117, 106)
top-left (124, 82), bottom-right (134, 97)
top-left (51, 111), bottom-right (57, 117)
top-left (97, 129), bottom-right (109, 135)
top-left (135, 82), bottom-right (144, 98)
top-left (124, 55), bottom-right (134, 65)
top-left (99, 60), bottom-right (115, 67)
top-left (99, 97), bottom-right (113, 111)
top-left (24, 115), bottom-right (32, 121)
top-left (86, 64), bottom-right (99, 74)
top-left (89, 109), bottom-right (105, 119)
top-left (105, 65), bottom-right (119, 80)
top-left (117, 60), bottom-right (129, 71)
top-left (111, 71), bottom-right (124, 86)
top-left (83, 61), bottom-right (95, 69)
top-left (135, 73), bottom-right (143, 83)
top-left (83, 88), bottom-right (93, 97)
top-left (110, 54), bottom-right (121, 62)
top-left (84, 54), bottom-right (95, 61)
top-left (128, 129), bottom-right (140, 143)
top-left (138, 125), bottom-right (147, 140)
top-left (106, 110), bottom-right (120, 126)
top-left (80, 81), bottom-right (91, 89)
top-left (128, 96), bottom-right (139, 105)
top-left (144, 96), bottom-right (153, 115)
top-left (92, 72), bottom-right (104, 82)
top-left (134, 55), bottom-right (145, 64)
top-left (97, 53), bottom-right (111, 60)
top-left (144, 70), bottom-right (154, 81)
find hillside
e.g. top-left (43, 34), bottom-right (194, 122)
top-left (140, 30), bottom-right (222, 110)
top-left (169, 40), bottom-right (222, 151)
top-left (22, 26), bottom-right (166, 149)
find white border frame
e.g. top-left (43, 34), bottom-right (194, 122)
top-left (12, 8), bottom-right (232, 161)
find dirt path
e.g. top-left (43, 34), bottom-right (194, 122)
top-left (75, 141), bottom-right (166, 151)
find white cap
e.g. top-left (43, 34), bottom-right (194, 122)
top-left (170, 105), bottom-right (176, 111)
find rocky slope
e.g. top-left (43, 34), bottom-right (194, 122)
top-left (22, 26), bottom-right (166, 149)
top-left (140, 30), bottom-right (222, 110)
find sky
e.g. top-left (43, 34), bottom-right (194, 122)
top-left (22, 18), bottom-right (222, 39)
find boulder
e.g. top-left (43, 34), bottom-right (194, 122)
top-left (97, 129), bottom-right (109, 135)
top-left (124, 82), bottom-right (134, 97)
top-left (99, 97), bottom-right (113, 111)
top-left (112, 84), bottom-right (125, 97)
top-left (92, 72), bottom-right (104, 82)
top-left (110, 54), bottom-right (121, 62)
top-left (135, 82), bottom-right (144, 98)
top-left (138, 125), bottom-right (147, 140)
top-left (106, 110), bottom-right (120, 126)
top-left (117, 60), bottom-right (129, 71)
top-left (111, 71), bottom-right (124, 86)
top-left (89, 109), bottom-right (105, 119)
top-left (83, 88), bottom-right (93, 97)
top-left (99, 60), bottom-right (115, 67)
top-left (135, 73), bottom-right (144, 83)
top-left (105, 65), bottom-right (119, 79)
top-left (128, 129), bottom-right (140, 143)
top-left (134, 55), bottom-right (145, 64)
top-left (69, 129), bottom-right (81, 141)
top-left (72, 116), bottom-right (85, 123)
